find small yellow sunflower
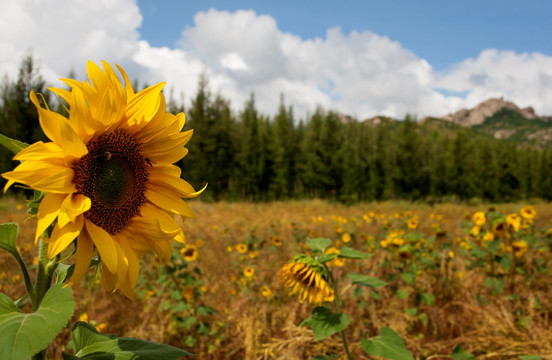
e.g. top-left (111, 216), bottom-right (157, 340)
top-left (511, 240), bottom-right (528, 257)
top-left (236, 243), bottom-right (248, 254)
top-left (243, 266), bottom-right (255, 278)
top-left (341, 233), bottom-right (351, 243)
top-left (280, 256), bottom-right (334, 305)
top-left (2, 61), bottom-right (204, 298)
top-left (325, 247), bottom-right (345, 267)
top-left (472, 211), bottom-right (486, 227)
top-left (260, 285), bottom-right (272, 297)
top-left (271, 235), bottom-right (282, 247)
top-left (407, 218), bottom-right (418, 230)
top-left (520, 206), bottom-right (536, 220)
top-left (506, 213), bottom-right (522, 232)
top-left (180, 244), bottom-right (198, 262)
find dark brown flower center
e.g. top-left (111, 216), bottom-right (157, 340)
top-left (72, 130), bottom-right (149, 234)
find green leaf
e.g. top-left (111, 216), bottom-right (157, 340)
top-left (401, 272), bottom-right (416, 284)
top-left (347, 273), bottom-right (387, 289)
top-left (309, 306), bottom-right (350, 341)
top-left (55, 263), bottom-right (72, 283)
top-left (0, 283), bottom-right (76, 360)
top-left (307, 238), bottom-right (331, 252)
top-left (317, 253), bottom-right (337, 263)
top-left (0, 223), bottom-right (19, 255)
top-left (69, 321), bottom-right (192, 359)
top-left (361, 327), bottom-right (413, 360)
top-left (451, 344), bottom-right (476, 360)
top-left (338, 247), bottom-right (372, 259)
top-left (0, 133), bottom-right (29, 154)
top-left (519, 355), bottom-right (543, 360)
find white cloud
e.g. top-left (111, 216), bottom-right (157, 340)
top-left (1, 2), bottom-right (551, 120)
top-left (0, 0), bottom-right (142, 86)
top-left (434, 49), bottom-right (552, 115)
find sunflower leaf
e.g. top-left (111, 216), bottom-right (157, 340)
top-left (309, 306), bottom-right (350, 341)
top-left (338, 247), bottom-right (372, 259)
top-left (0, 283), bottom-right (75, 360)
top-left (307, 238), bottom-right (332, 253)
top-left (361, 327), bottom-right (413, 360)
top-left (451, 345), bottom-right (476, 360)
top-left (347, 273), bottom-right (387, 289)
top-left (69, 321), bottom-right (193, 359)
top-left (317, 253), bottom-right (337, 263)
top-left (0, 223), bottom-right (19, 256)
top-left (0, 133), bottom-right (29, 154)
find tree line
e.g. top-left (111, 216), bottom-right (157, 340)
top-left (2, 55), bottom-right (552, 203)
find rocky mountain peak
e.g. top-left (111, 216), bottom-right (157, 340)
top-left (441, 97), bottom-right (538, 127)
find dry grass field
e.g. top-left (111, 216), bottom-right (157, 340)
top-left (1, 197), bottom-right (552, 359)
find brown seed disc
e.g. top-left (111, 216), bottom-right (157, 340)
top-left (72, 130), bottom-right (149, 234)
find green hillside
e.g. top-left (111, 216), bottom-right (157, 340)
top-left (472, 108), bottom-right (552, 147)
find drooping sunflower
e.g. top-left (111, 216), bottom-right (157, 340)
top-left (2, 61), bottom-right (203, 298)
top-left (280, 256), bottom-right (334, 305)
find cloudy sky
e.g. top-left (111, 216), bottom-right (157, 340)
top-left (1, 0), bottom-right (551, 120)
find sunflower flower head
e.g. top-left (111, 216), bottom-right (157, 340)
top-left (2, 61), bottom-right (204, 298)
top-left (180, 244), bottom-right (198, 262)
top-left (473, 211), bottom-right (486, 227)
top-left (280, 255), bottom-right (335, 305)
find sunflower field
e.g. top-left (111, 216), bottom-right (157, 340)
top-left (2, 198), bottom-right (552, 359)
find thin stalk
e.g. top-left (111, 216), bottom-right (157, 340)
top-left (324, 263), bottom-right (354, 360)
top-left (33, 239), bottom-right (59, 310)
top-left (12, 250), bottom-right (33, 301)
top-left (31, 239), bottom-right (59, 360)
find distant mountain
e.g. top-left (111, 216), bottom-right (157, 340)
top-left (420, 98), bottom-right (552, 147)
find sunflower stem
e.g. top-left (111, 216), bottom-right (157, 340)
top-left (12, 250), bottom-right (33, 305)
top-left (324, 263), bottom-right (354, 360)
top-left (33, 239), bottom-right (58, 311)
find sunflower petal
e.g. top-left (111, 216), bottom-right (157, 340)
top-left (85, 221), bottom-right (118, 274)
top-left (58, 194), bottom-right (91, 228)
top-left (145, 186), bottom-right (194, 218)
top-left (68, 233), bottom-right (94, 284)
top-left (47, 216), bottom-right (84, 258)
top-left (35, 193), bottom-right (65, 244)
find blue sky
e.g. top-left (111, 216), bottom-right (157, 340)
top-left (137, 0), bottom-right (551, 71)
top-left (1, 0), bottom-right (552, 120)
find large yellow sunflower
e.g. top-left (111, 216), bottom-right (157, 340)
top-left (2, 61), bottom-right (203, 298)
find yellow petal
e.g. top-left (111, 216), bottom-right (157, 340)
top-left (58, 194), bottom-right (91, 228)
top-left (85, 220), bottom-right (118, 274)
top-left (58, 102), bottom-right (88, 163)
top-left (140, 203), bottom-right (185, 240)
top-left (141, 131), bottom-right (192, 165)
top-left (68, 85), bottom-right (95, 143)
top-left (125, 82), bottom-right (166, 127)
top-left (48, 87), bottom-right (71, 105)
top-left (68, 233), bottom-right (94, 284)
top-left (100, 266), bottom-right (118, 293)
top-left (119, 235), bottom-right (139, 289)
top-left (149, 168), bottom-right (204, 199)
top-left (31, 167), bottom-right (76, 193)
top-left (13, 141), bottom-right (63, 161)
top-left (115, 63), bottom-right (135, 98)
top-left (3, 161), bottom-right (75, 194)
top-left (47, 216), bottom-right (84, 258)
top-left (145, 186), bottom-right (194, 218)
top-left (30, 91), bottom-right (62, 144)
top-left (35, 193), bottom-right (65, 244)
